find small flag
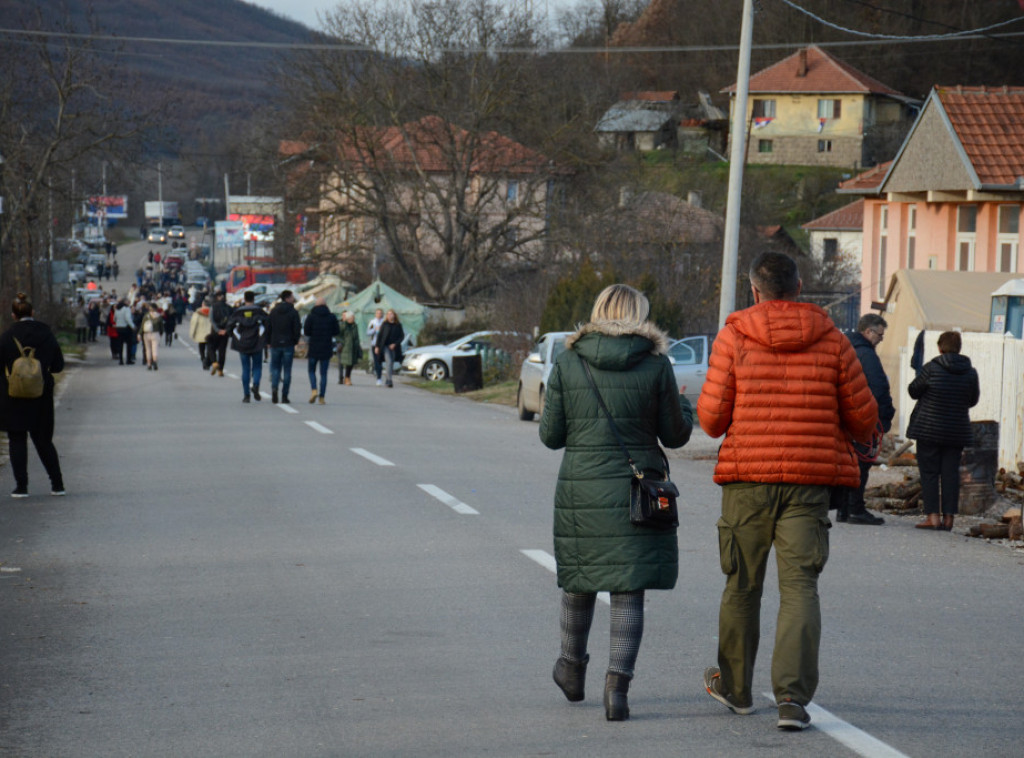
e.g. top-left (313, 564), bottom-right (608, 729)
top-left (817, 118), bottom-right (826, 133)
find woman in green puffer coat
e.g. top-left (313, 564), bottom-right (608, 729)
top-left (540, 283), bottom-right (693, 721)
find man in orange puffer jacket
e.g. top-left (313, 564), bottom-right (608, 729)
top-left (697, 251), bottom-right (878, 732)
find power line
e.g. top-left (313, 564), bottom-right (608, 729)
top-left (1, 23), bottom-right (1024, 56)
top-left (776, 0), bottom-right (1024, 40)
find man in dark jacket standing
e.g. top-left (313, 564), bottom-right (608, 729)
top-left (266, 290), bottom-right (301, 404)
top-left (226, 290), bottom-right (269, 403)
top-left (303, 297), bottom-right (340, 404)
top-left (842, 314), bottom-right (896, 525)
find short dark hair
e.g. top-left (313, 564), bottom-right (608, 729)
top-left (749, 251), bottom-right (800, 300)
top-left (243, 290), bottom-right (256, 303)
top-left (937, 331), bottom-right (961, 354)
top-left (857, 313), bottom-right (888, 333)
top-left (280, 290), bottom-right (293, 301)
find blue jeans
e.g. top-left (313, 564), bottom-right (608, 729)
top-left (269, 346), bottom-right (295, 395)
top-left (239, 351), bottom-right (262, 395)
top-left (308, 357), bottom-right (330, 397)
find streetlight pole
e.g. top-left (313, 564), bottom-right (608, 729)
top-left (718, 0), bottom-right (755, 329)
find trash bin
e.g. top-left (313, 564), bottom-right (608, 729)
top-left (959, 420), bottom-right (999, 515)
top-left (452, 354), bottom-right (483, 393)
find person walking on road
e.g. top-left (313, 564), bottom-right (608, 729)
top-left (697, 252), bottom-right (877, 732)
top-left (367, 308), bottom-right (384, 385)
top-left (906, 330), bottom-right (980, 531)
top-left (303, 297), bottom-right (340, 404)
top-left (373, 309), bottom-right (404, 388)
top-left (266, 289), bottom-right (301, 404)
top-left (226, 290), bottom-right (269, 403)
top-left (208, 291), bottom-right (231, 377)
top-left (113, 300), bottom-right (135, 365)
top-left (337, 311), bottom-right (362, 385)
top-left (539, 284), bottom-right (693, 721)
top-left (189, 301), bottom-right (212, 371)
top-left (839, 313), bottom-right (895, 525)
top-left (138, 304), bottom-right (163, 371)
top-left (0, 293), bottom-right (66, 497)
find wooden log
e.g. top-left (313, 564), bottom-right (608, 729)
top-left (1009, 517), bottom-right (1023, 540)
top-left (886, 440), bottom-right (915, 466)
top-left (978, 523), bottom-right (1010, 539)
top-left (1001, 507), bottom-right (1022, 522)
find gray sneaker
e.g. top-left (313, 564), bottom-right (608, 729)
top-left (777, 699), bottom-right (811, 730)
top-left (703, 667), bottom-right (755, 715)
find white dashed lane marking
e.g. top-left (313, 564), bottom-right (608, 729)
top-left (350, 448), bottom-right (395, 467)
top-left (520, 550), bottom-right (609, 605)
top-left (304, 421), bottom-right (333, 434)
top-left (417, 484), bottom-right (479, 515)
top-left (277, 404), bottom-right (299, 414)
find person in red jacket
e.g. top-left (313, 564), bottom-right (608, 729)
top-left (697, 251), bottom-right (878, 732)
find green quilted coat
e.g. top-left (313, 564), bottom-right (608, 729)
top-left (539, 321), bottom-right (693, 593)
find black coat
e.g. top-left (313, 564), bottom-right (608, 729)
top-left (906, 353), bottom-right (980, 447)
top-left (266, 300), bottom-right (302, 348)
top-left (375, 320), bottom-right (405, 359)
top-left (303, 305), bottom-right (340, 360)
top-left (226, 303), bottom-right (269, 354)
top-left (849, 332), bottom-right (895, 432)
top-left (0, 319), bottom-right (64, 433)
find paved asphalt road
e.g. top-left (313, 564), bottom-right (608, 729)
top-left (1, 246), bottom-right (1022, 756)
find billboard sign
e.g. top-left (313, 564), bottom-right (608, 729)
top-left (215, 220), bottom-right (246, 249)
top-left (86, 195), bottom-right (128, 220)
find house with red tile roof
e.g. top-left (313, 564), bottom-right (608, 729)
top-left (282, 116), bottom-right (562, 285)
top-left (838, 85), bottom-right (1024, 305)
top-left (722, 46), bottom-right (917, 168)
top-left (802, 198), bottom-right (865, 265)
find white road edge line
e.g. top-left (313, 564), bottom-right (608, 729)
top-left (277, 404), bottom-right (299, 414)
top-left (418, 484), bottom-right (479, 515)
top-left (520, 550), bottom-right (609, 605)
top-left (350, 448), bottom-right (395, 467)
top-left (304, 421), bottom-right (333, 435)
top-left (761, 692), bottom-right (910, 758)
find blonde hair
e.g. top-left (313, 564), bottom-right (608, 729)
top-left (590, 284), bottom-right (649, 327)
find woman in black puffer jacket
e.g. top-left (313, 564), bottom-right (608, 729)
top-left (906, 331), bottom-right (980, 531)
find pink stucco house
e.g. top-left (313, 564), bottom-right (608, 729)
top-left (838, 86), bottom-right (1024, 305)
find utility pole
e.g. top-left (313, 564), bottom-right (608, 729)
top-left (718, 0), bottom-right (755, 329)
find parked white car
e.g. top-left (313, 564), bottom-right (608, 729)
top-left (667, 335), bottom-right (710, 405)
top-left (516, 331), bottom-right (571, 421)
top-left (401, 330), bottom-right (524, 382)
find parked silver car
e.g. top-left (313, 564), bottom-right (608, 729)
top-left (401, 330), bottom-right (522, 382)
top-left (516, 331), bottom-right (571, 421)
top-left (667, 335), bottom-right (710, 405)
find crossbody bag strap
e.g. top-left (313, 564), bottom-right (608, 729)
top-left (579, 355), bottom-right (672, 480)
top-left (579, 356), bottom-right (643, 478)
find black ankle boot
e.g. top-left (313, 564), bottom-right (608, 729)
top-left (552, 654), bottom-right (588, 702)
top-left (604, 672), bottom-right (632, 721)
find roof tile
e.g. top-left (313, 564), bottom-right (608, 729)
top-left (724, 45), bottom-right (903, 96)
top-left (937, 86), bottom-right (1024, 186)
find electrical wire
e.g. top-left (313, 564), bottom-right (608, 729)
top-left (776, 0), bottom-right (1024, 40)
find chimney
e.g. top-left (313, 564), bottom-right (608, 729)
top-left (797, 49), bottom-right (808, 77)
top-left (687, 190), bottom-right (703, 208)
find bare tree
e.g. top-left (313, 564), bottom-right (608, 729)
top-left (277, 0), bottom-right (572, 306)
top-left (0, 5), bottom-right (147, 307)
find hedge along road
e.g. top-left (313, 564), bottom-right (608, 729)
top-left (0, 327), bottom-right (1020, 757)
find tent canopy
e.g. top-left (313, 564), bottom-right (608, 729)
top-left (334, 279), bottom-right (428, 347)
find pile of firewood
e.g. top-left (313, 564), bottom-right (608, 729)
top-left (994, 465), bottom-right (1024, 504)
top-left (866, 473), bottom-right (922, 512)
top-left (967, 507), bottom-right (1023, 540)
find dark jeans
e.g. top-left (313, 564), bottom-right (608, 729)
top-left (270, 346), bottom-right (295, 395)
top-left (308, 357), bottom-right (330, 397)
top-left (7, 426), bottom-right (63, 490)
top-left (916, 441), bottom-right (962, 515)
top-left (117, 327), bottom-right (134, 363)
top-left (239, 351), bottom-right (262, 395)
top-left (208, 332), bottom-right (227, 368)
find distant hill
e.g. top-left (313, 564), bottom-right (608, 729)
top-left (0, 0), bottom-right (317, 146)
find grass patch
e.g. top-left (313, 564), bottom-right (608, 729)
top-left (409, 378), bottom-right (517, 407)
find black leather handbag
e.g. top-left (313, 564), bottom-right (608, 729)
top-left (580, 358), bottom-right (680, 530)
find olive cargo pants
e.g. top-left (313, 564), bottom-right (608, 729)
top-left (715, 483), bottom-right (831, 707)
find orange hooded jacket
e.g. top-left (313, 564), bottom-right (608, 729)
top-left (697, 300), bottom-right (878, 488)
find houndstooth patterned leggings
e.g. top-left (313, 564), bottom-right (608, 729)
top-left (559, 590), bottom-right (644, 677)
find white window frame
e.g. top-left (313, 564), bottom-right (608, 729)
top-left (957, 205), bottom-right (977, 271)
top-left (998, 205), bottom-right (1020, 273)
top-left (906, 204), bottom-right (916, 268)
top-left (877, 205), bottom-right (888, 298)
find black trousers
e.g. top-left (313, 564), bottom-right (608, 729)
top-left (916, 441), bottom-right (963, 515)
top-left (844, 460), bottom-right (873, 515)
top-left (7, 426), bottom-right (63, 490)
top-left (208, 332), bottom-right (228, 368)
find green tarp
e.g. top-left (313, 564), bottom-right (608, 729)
top-left (333, 279), bottom-right (428, 348)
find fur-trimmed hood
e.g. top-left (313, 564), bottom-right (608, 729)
top-left (565, 319), bottom-right (670, 355)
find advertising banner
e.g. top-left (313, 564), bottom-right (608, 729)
top-left (215, 220), bottom-right (246, 249)
top-left (86, 195), bottom-right (128, 219)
